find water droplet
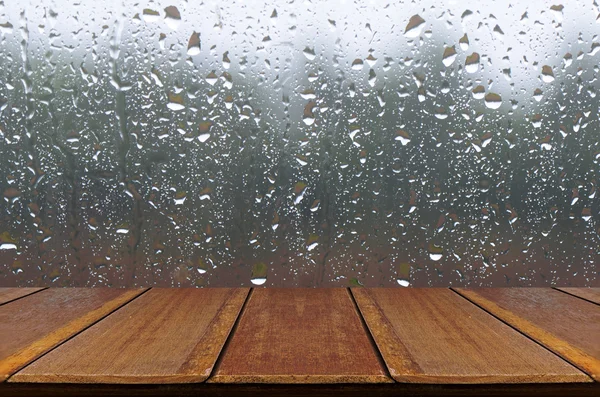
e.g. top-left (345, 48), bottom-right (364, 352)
top-left (581, 208), bottom-right (592, 222)
top-left (351, 58), bottom-right (364, 70)
top-left (164, 6), bottom-right (181, 30)
top-left (142, 9), bottom-right (160, 23)
top-left (303, 102), bottom-right (315, 125)
top-left (493, 24), bottom-right (504, 40)
top-left (429, 252), bottom-right (443, 261)
top-left (441, 81), bottom-right (451, 94)
top-left (461, 10), bottom-right (473, 23)
top-left (404, 14), bottom-right (425, 38)
top-left (434, 107), bottom-right (449, 119)
top-left (442, 46), bottom-right (457, 67)
top-left (0, 243), bottom-right (17, 250)
top-left (303, 115), bottom-right (315, 126)
top-left (310, 200), bottom-right (321, 212)
top-left (0, 22), bottom-right (14, 34)
top-left (368, 69), bottom-right (377, 87)
top-left (465, 52), bottom-right (480, 73)
top-left (3, 187), bottom-right (21, 201)
top-left (187, 31), bottom-right (201, 56)
top-left (250, 277), bottom-right (266, 285)
top-left (472, 85), bottom-right (486, 99)
top-left (251, 262), bottom-right (268, 285)
top-left (531, 114), bottom-right (543, 128)
top-left (303, 47), bottom-right (316, 61)
top-left (395, 130), bottom-right (411, 145)
top-left (296, 156), bottom-right (308, 166)
top-left (307, 241), bottom-right (319, 251)
top-left (300, 89), bottom-right (316, 100)
top-left (459, 33), bottom-right (469, 50)
top-left (484, 93), bottom-right (502, 109)
top-left (197, 259), bottom-right (208, 274)
top-left (550, 4), bottom-right (564, 22)
top-left (365, 54), bottom-right (377, 67)
top-left (541, 65), bottom-right (555, 83)
top-left (167, 92), bottom-right (185, 111)
top-left (174, 191), bottom-right (186, 205)
top-left (205, 71), bottom-right (218, 86)
top-left (429, 243), bottom-right (443, 261)
top-left (222, 52), bottom-right (231, 69)
top-left (294, 182), bottom-right (307, 204)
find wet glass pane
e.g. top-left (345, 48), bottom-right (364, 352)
top-left (0, 1), bottom-right (598, 287)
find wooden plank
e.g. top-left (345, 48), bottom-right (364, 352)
top-left (208, 288), bottom-right (392, 384)
top-left (0, 288), bottom-right (145, 381)
top-left (454, 288), bottom-right (600, 381)
top-left (11, 288), bottom-right (249, 384)
top-left (352, 288), bottom-right (590, 384)
top-left (555, 288), bottom-right (600, 305)
top-left (0, 288), bottom-right (45, 305)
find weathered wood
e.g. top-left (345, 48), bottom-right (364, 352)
top-left (208, 288), bottom-right (392, 383)
top-left (0, 288), bottom-right (45, 305)
top-left (454, 288), bottom-right (600, 381)
top-left (352, 288), bottom-right (590, 384)
top-left (0, 288), bottom-right (145, 381)
top-left (11, 288), bottom-right (249, 384)
top-left (555, 288), bottom-right (600, 305)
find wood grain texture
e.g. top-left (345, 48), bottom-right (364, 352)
top-left (11, 288), bottom-right (249, 384)
top-left (208, 288), bottom-right (392, 384)
top-left (0, 288), bottom-right (45, 305)
top-left (352, 288), bottom-right (590, 384)
top-left (454, 288), bottom-right (600, 381)
top-left (0, 288), bottom-right (145, 382)
top-left (555, 288), bottom-right (600, 305)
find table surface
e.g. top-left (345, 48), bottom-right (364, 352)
top-left (0, 287), bottom-right (598, 397)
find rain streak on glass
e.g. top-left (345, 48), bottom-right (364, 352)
top-left (0, 1), bottom-right (598, 288)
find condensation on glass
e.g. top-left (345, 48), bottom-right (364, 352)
top-left (0, 1), bottom-right (598, 287)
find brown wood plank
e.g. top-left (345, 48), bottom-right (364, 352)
top-left (0, 288), bottom-right (145, 381)
top-left (208, 288), bottom-right (392, 384)
top-left (352, 288), bottom-right (590, 384)
top-left (454, 288), bottom-right (600, 381)
top-left (555, 288), bottom-right (600, 305)
top-left (11, 288), bottom-right (249, 384)
top-left (0, 288), bottom-right (45, 305)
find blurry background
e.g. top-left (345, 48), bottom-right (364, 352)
top-left (0, 0), bottom-right (598, 287)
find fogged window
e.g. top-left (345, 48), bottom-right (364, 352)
top-left (0, 1), bottom-right (598, 287)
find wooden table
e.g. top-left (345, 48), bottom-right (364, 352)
top-left (0, 287), bottom-right (598, 397)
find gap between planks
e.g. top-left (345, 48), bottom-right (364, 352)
top-left (10, 288), bottom-right (249, 384)
top-left (451, 288), bottom-right (598, 382)
top-left (2, 288), bottom-right (151, 382)
top-left (353, 288), bottom-right (589, 384)
top-left (345, 287), bottom-right (393, 381)
top-left (207, 288), bottom-right (392, 383)
top-left (552, 288), bottom-right (600, 306)
top-left (208, 287), bottom-right (255, 379)
top-left (0, 288), bottom-right (47, 307)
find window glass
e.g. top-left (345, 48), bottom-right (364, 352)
top-left (0, 1), bottom-right (598, 286)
